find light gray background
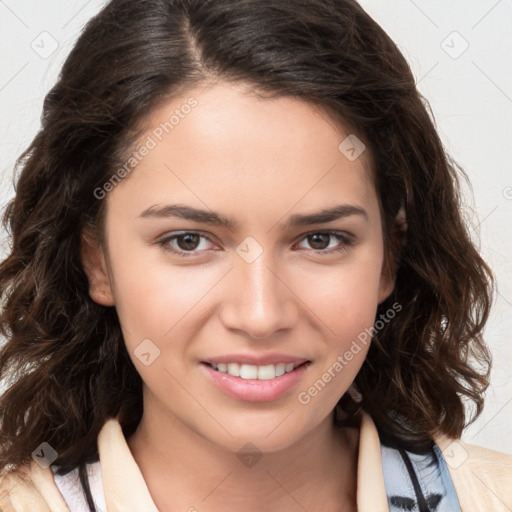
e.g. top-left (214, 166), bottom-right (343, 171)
top-left (0, 0), bottom-right (511, 454)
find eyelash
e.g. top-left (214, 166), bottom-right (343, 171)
top-left (156, 231), bottom-right (354, 258)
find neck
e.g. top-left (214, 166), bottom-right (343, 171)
top-left (127, 396), bottom-right (359, 512)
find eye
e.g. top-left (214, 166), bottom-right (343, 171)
top-left (295, 231), bottom-right (353, 254)
top-left (157, 232), bottom-right (216, 257)
top-left (157, 230), bottom-right (354, 258)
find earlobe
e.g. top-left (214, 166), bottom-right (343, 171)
top-left (80, 229), bottom-right (115, 306)
top-left (378, 206), bottom-right (407, 304)
top-left (378, 270), bottom-right (395, 304)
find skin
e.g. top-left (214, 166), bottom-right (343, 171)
top-left (81, 80), bottom-right (395, 512)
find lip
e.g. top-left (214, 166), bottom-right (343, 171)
top-left (202, 353), bottom-right (309, 366)
top-left (200, 360), bottom-right (311, 402)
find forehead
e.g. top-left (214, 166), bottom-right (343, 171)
top-left (106, 81), bottom-right (379, 225)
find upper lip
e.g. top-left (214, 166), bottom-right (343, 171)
top-left (202, 353), bottom-right (310, 366)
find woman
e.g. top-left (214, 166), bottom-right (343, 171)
top-left (0, 0), bottom-right (510, 510)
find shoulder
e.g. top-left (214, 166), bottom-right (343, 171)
top-left (436, 436), bottom-right (512, 511)
top-left (0, 461), bottom-right (69, 512)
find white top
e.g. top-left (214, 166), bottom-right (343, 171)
top-left (52, 461), bottom-right (107, 512)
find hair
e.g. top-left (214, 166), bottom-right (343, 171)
top-left (0, 0), bottom-right (493, 485)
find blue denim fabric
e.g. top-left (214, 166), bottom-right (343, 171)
top-left (381, 442), bottom-right (462, 511)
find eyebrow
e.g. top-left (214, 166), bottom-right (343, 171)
top-left (138, 203), bottom-right (368, 229)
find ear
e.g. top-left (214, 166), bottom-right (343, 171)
top-left (378, 266), bottom-right (395, 304)
top-left (80, 228), bottom-right (115, 306)
top-left (378, 206), bottom-right (407, 304)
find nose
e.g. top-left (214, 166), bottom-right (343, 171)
top-left (219, 249), bottom-right (298, 340)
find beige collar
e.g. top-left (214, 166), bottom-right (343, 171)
top-left (96, 411), bottom-right (389, 512)
top-left (4, 411), bottom-right (511, 511)
top-left (10, 411), bottom-right (510, 511)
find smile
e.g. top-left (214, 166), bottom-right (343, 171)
top-left (201, 360), bottom-right (311, 402)
top-left (208, 362), bottom-right (299, 380)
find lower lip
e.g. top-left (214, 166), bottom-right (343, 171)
top-left (200, 362), bottom-right (310, 402)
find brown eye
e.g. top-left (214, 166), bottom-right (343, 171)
top-left (157, 232), bottom-right (216, 257)
top-left (306, 233), bottom-right (331, 250)
top-left (296, 231), bottom-right (353, 254)
top-left (175, 233), bottom-right (201, 251)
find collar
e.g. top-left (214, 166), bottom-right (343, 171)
top-left (97, 411), bottom-right (389, 512)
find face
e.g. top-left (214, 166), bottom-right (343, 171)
top-left (82, 80), bottom-right (394, 452)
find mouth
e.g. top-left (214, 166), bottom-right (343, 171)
top-left (200, 358), bottom-right (311, 402)
top-left (203, 361), bottom-right (309, 380)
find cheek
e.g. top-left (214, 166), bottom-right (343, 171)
top-left (106, 242), bottom-right (225, 354)
top-left (107, 222), bottom-right (384, 357)
top-left (297, 251), bottom-right (384, 334)
top-left (293, 250), bottom-right (383, 386)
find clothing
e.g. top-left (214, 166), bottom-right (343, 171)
top-left (52, 461), bottom-right (106, 512)
top-left (1, 412), bottom-right (511, 511)
top-left (53, 437), bottom-right (462, 512)
top-left (381, 444), bottom-right (461, 511)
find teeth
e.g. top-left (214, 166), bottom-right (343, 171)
top-left (240, 364), bottom-right (258, 379)
top-left (257, 364), bottom-right (275, 380)
top-left (210, 362), bottom-right (300, 380)
top-left (227, 363), bottom-right (240, 377)
top-left (275, 363), bottom-right (286, 377)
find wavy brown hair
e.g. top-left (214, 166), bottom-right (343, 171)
top-left (0, 0), bottom-right (493, 477)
